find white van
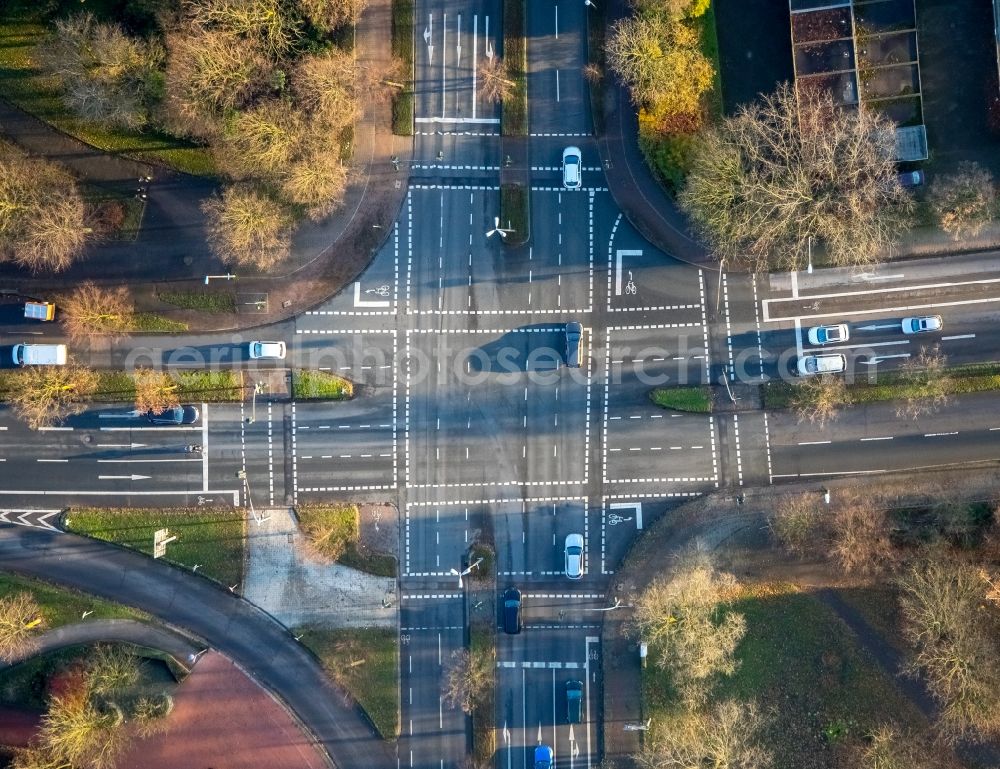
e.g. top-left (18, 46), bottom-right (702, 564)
top-left (12, 344), bottom-right (68, 366)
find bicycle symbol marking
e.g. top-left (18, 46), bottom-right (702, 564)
top-left (365, 285), bottom-right (391, 297)
top-left (588, 650), bottom-right (599, 660)
top-left (625, 270), bottom-right (637, 295)
top-left (607, 514), bottom-right (633, 526)
top-left (400, 634), bottom-right (411, 645)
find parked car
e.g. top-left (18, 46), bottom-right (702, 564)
top-left (502, 587), bottom-right (522, 634)
top-left (795, 354), bottom-right (847, 377)
top-left (898, 170), bottom-right (925, 187)
top-left (249, 341), bottom-right (286, 360)
top-left (565, 321), bottom-right (582, 367)
top-left (562, 146), bottom-right (582, 189)
top-left (807, 324), bottom-right (849, 345)
top-left (901, 315), bottom-right (942, 334)
top-left (564, 533), bottom-right (584, 579)
top-left (146, 405), bottom-right (200, 425)
top-left (534, 746), bottom-right (554, 769)
top-left (566, 680), bottom-right (583, 723)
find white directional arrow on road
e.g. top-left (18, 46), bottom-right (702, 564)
top-left (96, 443), bottom-right (147, 449)
top-left (98, 474), bottom-right (151, 481)
top-left (862, 353), bottom-right (911, 365)
top-left (536, 723), bottom-right (543, 744)
top-left (455, 13), bottom-right (461, 66)
top-left (503, 722), bottom-right (510, 744)
top-left (857, 323), bottom-right (902, 331)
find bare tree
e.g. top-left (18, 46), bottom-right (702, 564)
top-left (442, 648), bottom-right (492, 714)
top-left (215, 101), bottom-right (304, 179)
top-left (897, 551), bottom-right (1000, 742)
top-left (680, 84), bottom-right (913, 272)
top-left (896, 345), bottom-right (952, 420)
top-left (928, 161), bottom-right (995, 240)
top-left (292, 48), bottom-right (361, 128)
top-left (60, 283), bottom-right (135, 343)
top-left (790, 374), bottom-right (848, 428)
top-left (187, 0), bottom-right (302, 56)
top-left (202, 184), bottom-right (292, 270)
top-left (0, 149), bottom-right (90, 273)
top-left (280, 149), bottom-right (350, 220)
top-left (769, 494), bottom-right (826, 557)
top-left (0, 592), bottom-right (45, 662)
top-left (631, 0), bottom-right (711, 21)
top-left (9, 365), bottom-right (100, 430)
top-left (636, 700), bottom-right (772, 769)
top-left (40, 13), bottom-right (164, 130)
top-left (132, 368), bottom-right (180, 415)
top-left (163, 28), bottom-right (271, 137)
top-left (828, 492), bottom-right (898, 575)
top-left (632, 552), bottom-right (746, 704)
top-left (36, 693), bottom-right (125, 769)
top-left (297, 0), bottom-right (368, 32)
top-left (479, 56), bottom-right (516, 104)
top-left (607, 15), bottom-right (713, 118)
top-left (859, 724), bottom-right (953, 769)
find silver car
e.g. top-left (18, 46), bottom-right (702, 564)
top-left (564, 533), bottom-right (584, 579)
top-left (807, 324), bottom-right (849, 345)
top-left (901, 315), bottom-right (942, 334)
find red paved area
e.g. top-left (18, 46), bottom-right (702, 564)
top-left (118, 651), bottom-right (329, 769)
top-left (0, 706), bottom-right (41, 748)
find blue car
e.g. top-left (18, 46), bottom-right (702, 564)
top-left (534, 745), bottom-right (554, 769)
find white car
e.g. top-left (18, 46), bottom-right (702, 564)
top-left (564, 533), bottom-right (584, 579)
top-left (249, 341), bottom-right (286, 360)
top-left (807, 324), bottom-right (849, 345)
top-left (562, 146), bottom-right (582, 189)
top-left (796, 354), bottom-right (846, 376)
top-left (901, 316), bottom-right (942, 334)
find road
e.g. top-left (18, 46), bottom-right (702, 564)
top-left (4, 3), bottom-right (1000, 769)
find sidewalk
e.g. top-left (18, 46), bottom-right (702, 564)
top-left (0, 0), bottom-right (410, 331)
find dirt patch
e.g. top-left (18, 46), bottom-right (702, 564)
top-left (117, 651), bottom-right (329, 769)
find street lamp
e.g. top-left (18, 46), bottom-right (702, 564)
top-left (237, 469), bottom-right (270, 525)
top-left (449, 557), bottom-right (483, 588)
top-left (585, 597), bottom-right (622, 612)
top-left (247, 381), bottom-right (267, 424)
top-left (807, 235), bottom-right (814, 274)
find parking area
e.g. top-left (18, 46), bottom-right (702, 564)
top-left (405, 328), bottom-right (590, 490)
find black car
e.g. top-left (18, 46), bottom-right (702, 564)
top-left (146, 405), bottom-right (200, 425)
top-left (566, 680), bottom-right (583, 723)
top-left (502, 587), bottom-right (522, 634)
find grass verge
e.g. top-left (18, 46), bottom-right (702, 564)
top-left (296, 504), bottom-right (358, 561)
top-left (0, 12), bottom-right (215, 176)
top-left (391, 0), bottom-right (415, 135)
top-left (296, 626), bottom-right (399, 739)
top-left (156, 290), bottom-right (238, 314)
top-left (64, 508), bottom-right (246, 587)
top-left (649, 386), bottom-right (713, 413)
top-left (470, 624), bottom-right (496, 767)
top-left (502, 0), bottom-right (528, 136)
top-left (131, 313), bottom-right (189, 333)
top-left (0, 572), bottom-right (146, 631)
top-left (642, 583), bottom-right (925, 768)
top-left (762, 361), bottom-right (1000, 409)
top-left (500, 183), bottom-right (529, 245)
top-left (584, 0), bottom-right (607, 136)
top-left (291, 370), bottom-right (354, 400)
